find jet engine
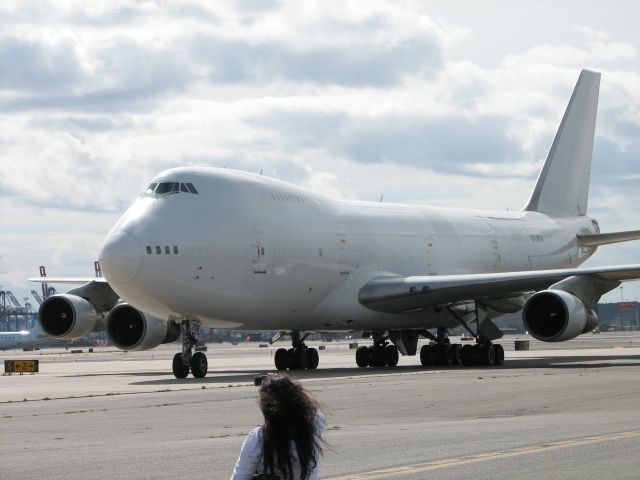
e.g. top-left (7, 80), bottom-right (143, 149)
top-left (522, 290), bottom-right (597, 342)
top-left (38, 294), bottom-right (100, 339)
top-left (106, 303), bottom-right (180, 351)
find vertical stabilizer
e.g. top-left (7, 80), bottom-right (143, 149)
top-left (524, 70), bottom-right (600, 217)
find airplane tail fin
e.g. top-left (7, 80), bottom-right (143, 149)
top-left (524, 69), bottom-right (600, 217)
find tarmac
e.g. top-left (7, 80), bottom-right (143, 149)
top-left (1, 333), bottom-right (640, 479)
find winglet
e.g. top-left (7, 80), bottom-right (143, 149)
top-left (524, 69), bottom-right (600, 217)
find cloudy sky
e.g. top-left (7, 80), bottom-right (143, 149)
top-left (1, 0), bottom-right (639, 305)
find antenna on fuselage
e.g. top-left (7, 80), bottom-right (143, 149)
top-left (259, 169), bottom-right (263, 175)
top-left (379, 193), bottom-right (384, 203)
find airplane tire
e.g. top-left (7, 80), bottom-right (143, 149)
top-left (385, 345), bottom-right (399, 367)
top-left (191, 352), bottom-right (208, 378)
top-left (172, 353), bottom-right (189, 379)
top-left (472, 344), bottom-right (482, 364)
top-left (461, 344), bottom-right (474, 367)
top-left (420, 345), bottom-right (432, 366)
top-left (355, 346), bottom-right (370, 368)
top-left (429, 345), bottom-right (440, 365)
top-left (291, 347), bottom-right (308, 370)
top-left (481, 343), bottom-right (496, 366)
top-left (306, 347), bottom-right (319, 369)
top-left (451, 344), bottom-right (462, 365)
top-left (493, 344), bottom-right (505, 366)
top-left (439, 344), bottom-right (453, 366)
top-left (274, 348), bottom-right (289, 370)
top-left (370, 346), bottom-right (386, 367)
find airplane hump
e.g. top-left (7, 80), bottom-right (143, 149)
top-left (524, 69), bottom-right (600, 217)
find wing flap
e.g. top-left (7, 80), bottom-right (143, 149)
top-left (359, 264), bottom-right (640, 314)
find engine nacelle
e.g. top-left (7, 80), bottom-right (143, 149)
top-left (106, 303), bottom-right (180, 351)
top-left (523, 290), bottom-right (598, 342)
top-left (38, 294), bottom-right (100, 339)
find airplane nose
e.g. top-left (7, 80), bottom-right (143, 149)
top-left (99, 230), bottom-right (143, 284)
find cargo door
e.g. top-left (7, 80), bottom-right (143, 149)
top-left (251, 228), bottom-right (266, 273)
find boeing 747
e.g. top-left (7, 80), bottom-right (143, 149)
top-left (32, 70), bottom-right (640, 378)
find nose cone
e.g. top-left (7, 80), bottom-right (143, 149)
top-left (99, 230), bottom-right (143, 284)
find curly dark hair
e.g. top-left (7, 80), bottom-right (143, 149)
top-left (259, 374), bottom-right (323, 480)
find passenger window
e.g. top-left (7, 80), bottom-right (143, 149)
top-left (173, 246), bottom-right (178, 254)
top-left (186, 183), bottom-right (198, 194)
top-left (180, 183), bottom-right (189, 193)
top-left (165, 246), bottom-right (170, 254)
top-left (156, 246), bottom-right (161, 254)
top-left (146, 246), bottom-right (152, 254)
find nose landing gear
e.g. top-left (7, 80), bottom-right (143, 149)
top-left (172, 321), bottom-right (208, 379)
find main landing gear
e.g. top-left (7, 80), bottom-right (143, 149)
top-left (419, 326), bottom-right (505, 368)
top-left (420, 340), bottom-right (504, 367)
top-left (355, 333), bottom-right (399, 368)
top-left (274, 331), bottom-right (320, 371)
top-left (172, 321), bottom-right (208, 379)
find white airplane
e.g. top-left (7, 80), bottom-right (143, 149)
top-left (0, 323), bottom-right (47, 350)
top-left (32, 70), bottom-right (640, 378)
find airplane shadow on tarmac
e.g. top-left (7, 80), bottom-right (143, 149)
top-left (127, 353), bottom-right (640, 386)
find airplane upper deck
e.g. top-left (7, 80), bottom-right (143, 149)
top-left (145, 166), bottom-right (550, 222)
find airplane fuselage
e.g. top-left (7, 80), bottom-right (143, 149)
top-left (0, 328), bottom-right (43, 350)
top-left (101, 167), bottom-right (598, 332)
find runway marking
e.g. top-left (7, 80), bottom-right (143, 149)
top-left (326, 430), bottom-right (640, 479)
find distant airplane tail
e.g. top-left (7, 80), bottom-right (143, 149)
top-left (524, 69), bottom-right (600, 217)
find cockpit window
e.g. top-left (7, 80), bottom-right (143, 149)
top-left (143, 181), bottom-right (199, 196)
top-left (154, 183), bottom-right (172, 195)
top-left (154, 182), bottom-right (180, 195)
top-left (144, 183), bottom-right (158, 195)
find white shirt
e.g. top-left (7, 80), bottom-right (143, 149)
top-left (230, 411), bottom-right (325, 480)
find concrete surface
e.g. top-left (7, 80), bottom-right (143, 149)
top-left (1, 333), bottom-right (639, 479)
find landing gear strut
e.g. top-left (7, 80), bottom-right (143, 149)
top-left (355, 333), bottom-right (399, 368)
top-left (172, 321), bottom-right (208, 379)
top-left (274, 331), bottom-right (319, 371)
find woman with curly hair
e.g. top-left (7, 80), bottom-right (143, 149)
top-left (230, 374), bottom-right (326, 480)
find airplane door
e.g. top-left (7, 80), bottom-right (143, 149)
top-left (426, 236), bottom-right (437, 275)
top-left (251, 228), bottom-right (266, 273)
top-left (337, 232), bottom-right (350, 275)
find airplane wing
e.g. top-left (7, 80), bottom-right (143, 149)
top-left (28, 277), bottom-right (109, 284)
top-left (358, 264), bottom-right (640, 314)
top-left (28, 278), bottom-right (118, 312)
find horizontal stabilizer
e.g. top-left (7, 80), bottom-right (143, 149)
top-left (578, 230), bottom-right (640, 247)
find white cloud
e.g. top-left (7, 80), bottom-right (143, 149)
top-left (0, 1), bottom-right (639, 303)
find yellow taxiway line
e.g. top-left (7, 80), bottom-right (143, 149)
top-left (326, 430), bottom-right (640, 480)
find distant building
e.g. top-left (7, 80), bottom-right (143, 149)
top-left (595, 302), bottom-right (640, 331)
